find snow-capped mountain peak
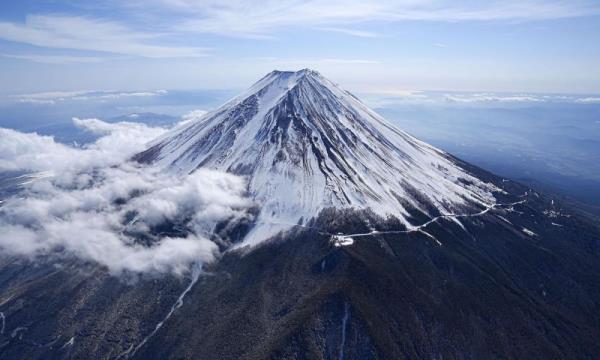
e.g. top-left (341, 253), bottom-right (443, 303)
top-left (135, 69), bottom-right (499, 245)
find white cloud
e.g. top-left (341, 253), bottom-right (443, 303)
top-left (441, 92), bottom-right (600, 105)
top-left (444, 93), bottom-right (544, 103)
top-left (359, 89), bottom-right (433, 107)
top-left (0, 15), bottom-right (210, 58)
top-left (318, 27), bottom-right (380, 38)
top-left (151, 0), bottom-right (600, 38)
top-left (12, 89), bottom-right (168, 105)
top-left (95, 90), bottom-right (169, 100)
top-left (177, 109), bottom-right (208, 127)
top-left (0, 118), bottom-right (251, 277)
top-left (353, 90), bottom-right (600, 107)
top-left (575, 97), bottom-right (600, 104)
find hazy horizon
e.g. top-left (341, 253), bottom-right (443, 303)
top-left (2, 83), bottom-right (599, 211)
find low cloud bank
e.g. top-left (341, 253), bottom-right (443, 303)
top-left (362, 91), bottom-right (600, 107)
top-left (0, 118), bottom-right (250, 276)
top-left (11, 89), bottom-right (168, 105)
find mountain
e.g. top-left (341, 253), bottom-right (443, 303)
top-left (134, 69), bottom-right (498, 244)
top-left (1, 70), bottom-right (600, 359)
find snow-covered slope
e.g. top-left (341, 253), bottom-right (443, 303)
top-left (135, 69), bottom-right (499, 245)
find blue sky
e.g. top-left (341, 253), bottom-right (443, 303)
top-left (1, 0), bottom-right (600, 94)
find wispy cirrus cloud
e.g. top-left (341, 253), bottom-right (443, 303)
top-left (145, 0), bottom-right (600, 38)
top-left (0, 15), bottom-right (210, 58)
top-left (1, 1), bottom-right (599, 93)
top-left (318, 27), bottom-right (380, 38)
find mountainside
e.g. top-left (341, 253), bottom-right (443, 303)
top-left (2, 178), bottom-right (600, 360)
top-left (134, 69), bottom-right (498, 244)
top-left (1, 70), bottom-right (600, 359)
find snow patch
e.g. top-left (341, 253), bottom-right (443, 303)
top-left (339, 302), bottom-right (350, 360)
top-left (60, 337), bottom-right (75, 349)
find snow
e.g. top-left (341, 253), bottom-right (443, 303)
top-left (138, 69), bottom-right (501, 247)
top-left (497, 215), bottom-right (512, 224)
top-left (418, 229), bottom-right (442, 246)
top-left (11, 326), bottom-right (27, 339)
top-left (60, 337), bottom-right (75, 349)
top-left (338, 302), bottom-right (350, 360)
